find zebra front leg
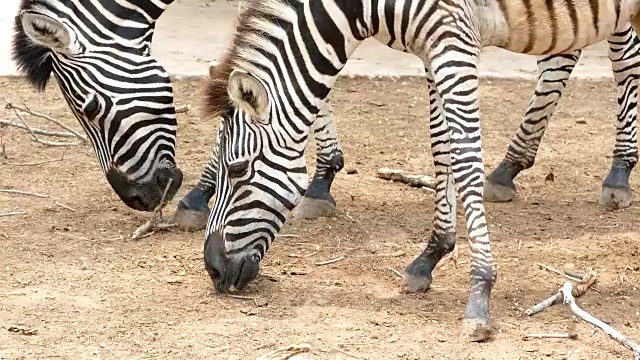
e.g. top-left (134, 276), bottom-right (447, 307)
top-left (427, 45), bottom-right (495, 342)
top-left (404, 68), bottom-right (457, 293)
top-left (293, 102), bottom-right (345, 219)
top-left (485, 51), bottom-right (581, 202)
top-left (172, 138), bottom-right (220, 231)
top-left (599, 25), bottom-right (639, 210)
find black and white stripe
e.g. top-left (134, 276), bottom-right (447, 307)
top-left (198, 0), bottom-right (638, 341)
top-left (11, 0), bottom-right (183, 212)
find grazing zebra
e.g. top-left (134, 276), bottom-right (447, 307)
top-left (174, 26), bottom-right (640, 230)
top-left (200, 0), bottom-right (640, 342)
top-left (11, 0), bottom-right (183, 212)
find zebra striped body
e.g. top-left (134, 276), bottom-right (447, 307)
top-left (176, 26), bottom-right (640, 231)
top-left (200, 0), bottom-right (640, 341)
top-left (11, 0), bottom-right (183, 212)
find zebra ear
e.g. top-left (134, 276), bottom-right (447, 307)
top-left (227, 70), bottom-right (270, 121)
top-left (19, 11), bottom-right (80, 56)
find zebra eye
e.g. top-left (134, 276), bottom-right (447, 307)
top-left (227, 159), bottom-right (249, 178)
top-left (82, 94), bottom-right (101, 121)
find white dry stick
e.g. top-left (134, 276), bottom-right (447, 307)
top-left (0, 212), bottom-right (26, 217)
top-left (9, 105), bottom-right (82, 147)
top-left (0, 120), bottom-right (77, 138)
top-left (0, 189), bottom-right (49, 198)
top-left (525, 271), bottom-right (597, 316)
top-left (257, 341), bottom-right (312, 360)
top-left (175, 105), bottom-right (190, 113)
top-left (561, 281), bottom-right (640, 358)
top-left (5, 102), bottom-right (87, 142)
top-left (131, 179), bottom-right (176, 240)
top-left (376, 168), bottom-right (436, 190)
top-left (315, 256), bottom-right (345, 266)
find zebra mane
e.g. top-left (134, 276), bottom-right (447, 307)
top-left (203, 0), bottom-right (302, 118)
top-left (12, 0), bottom-right (54, 91)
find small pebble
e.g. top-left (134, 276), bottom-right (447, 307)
top-left (346, 168), bottom-right (358, 175)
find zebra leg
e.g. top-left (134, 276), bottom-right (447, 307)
top-left (403, 68), bottom-right (457, 293)
top-left (172, 140), bottom-right (219, 231)
top-left (599, 25), bottom-right (639, 210)
top-left (293, 102), bottom-right (345, 219)
top-left (485, 51), bottom-right (581, 202)
top-left (419, 47), bottom-right (495, 342)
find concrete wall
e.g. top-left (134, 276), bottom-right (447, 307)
top-left (0, 0), bottom-right (20, 76)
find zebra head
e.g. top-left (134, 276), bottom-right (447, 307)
top-left (203, 69), bottom-right (311, 293)
top-left (11, 0), bottom-right (182, 212)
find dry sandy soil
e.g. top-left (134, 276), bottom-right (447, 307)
top-left (0, 75), bottom-right (639, 359)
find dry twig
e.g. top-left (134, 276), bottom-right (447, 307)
top-left (561, 281), bottom-right (640, 358)
top-left (435, 244), bottom-right (459, 270)
top-left (131, 179), bottom-right (176, 240)
top-left (0, 189), bottom-right (49, 198)
top-left (175, 105), bottom-right (190, 113)
top-left (5, 102), bottom-right (87, 142)
top-left (386, 266), bottom-right (404, 279)
top-left (524, 333), bottom-right (578, 340)
top-left (0, 119), bottom-right (77, 138)
top-left (376, 168), bottom-right (436, 190)
top-left (315, 256), bottom-right (345, 266)
top-left (257, 341), bottom-right (312, 360)
top-left (525, 271), bottom-right (597, 316)
top-left (0, 212), bottom-right (25, 217)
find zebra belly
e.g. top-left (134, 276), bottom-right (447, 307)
top-left (493, 0), bottom-right (635, 55)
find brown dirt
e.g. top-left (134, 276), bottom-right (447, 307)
top-left (0, 75), bottom-right (639, 360)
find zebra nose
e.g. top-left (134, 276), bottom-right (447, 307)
top-left (204, 231), bottom-right (261, 293)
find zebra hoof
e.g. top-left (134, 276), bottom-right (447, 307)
top-left (460, 318), bottom-right (493, 343)
top-left (484, 179), bottom-right (516, 203)
top-left (172, 207), bottom-right (209, 231)
top-left (401, 273), bottom-right (431, 293)
top-left (599, 186), bottom-right (632, 210)
top-left (293, 196), bottom-right (336, 220)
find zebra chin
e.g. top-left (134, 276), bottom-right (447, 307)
top-left (106, 165), bottom-right (184, 212)
top-left (204, 231), bottom-right (261, 293)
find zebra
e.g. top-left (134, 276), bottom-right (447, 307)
top-left (199, 0), bottom-right (640, 342)
top-left (11, 0), bottom-right (183, 212)
top-left (173, 26), bottom-right (639, 231)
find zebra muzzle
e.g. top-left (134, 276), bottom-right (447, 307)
top-left (204, 232), bottom-right (260, 293)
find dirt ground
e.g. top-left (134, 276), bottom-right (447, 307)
top-left (0, 75), bottom-right (639, 359)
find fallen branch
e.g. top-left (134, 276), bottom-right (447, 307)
top-left (0, 119), bottom-right (77, 138)
top-left (5, 102), bottom-right (87, 142)
top-left (0, 211), bottom-right (25, 217)
top-left (562, 281), bottom-right (640, 358)
top-left (524, 333), bottom-right (578, 340)
top-left (386, 266), bottom-right (404, 279)
top-left (257, 341), bottom-right (312, 360)
top-left (131, 179), bottom-right (176, 240)
top-left (0, 189), bottom-right (49, 198)
top-left (525, 271), bottom-right (597, 316)
top-left (7, 104), bottom-right (83, 147)
top-left (376, 168), bottom-right (436, 189)
top-left (55, 202), bottom-right (77, 212)
top-left (536, 263), bottom-right (582, 282)
top-left (315, 256), bottom-right (345, 266)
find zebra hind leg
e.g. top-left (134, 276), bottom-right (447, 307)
top-left (403, 68), bottom-right (457, 293)
top-left (293, 102), bottom-right (345, 220)
top-left (599, 25), bottom-right (639, 210)
top-left (484, 52), bottom-right (580, 202)
top-left (172, 143), bottom-right (219, 231)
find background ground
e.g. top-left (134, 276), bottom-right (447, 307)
top-left (0, 75), bottom-right (639, 359)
